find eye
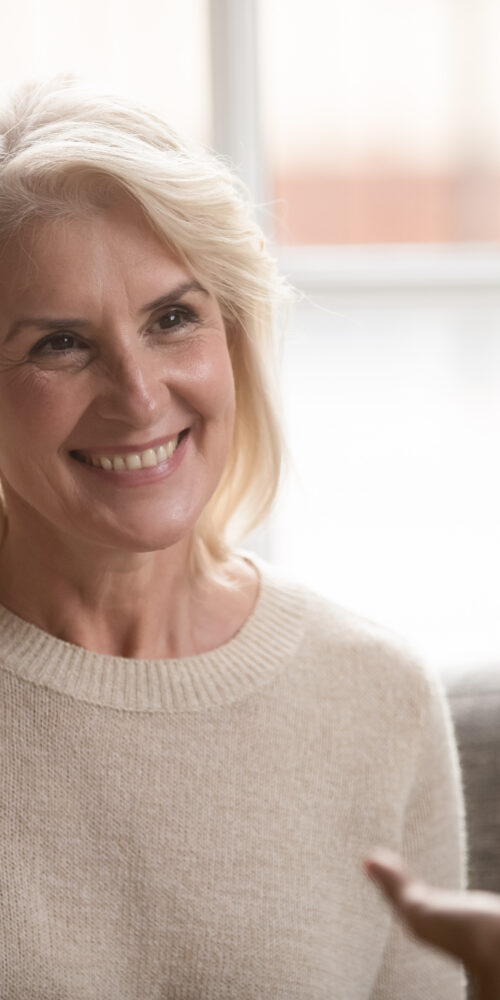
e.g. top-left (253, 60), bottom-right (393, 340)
top-left (30, 332), bottom-right (85, 356)
top-left (28, 332), bottom-right (91, 369)
top-left (151, 306), bottom-right (197, 333)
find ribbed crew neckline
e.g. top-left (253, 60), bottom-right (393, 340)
top-left (0, 557), bottom-right (306, 712)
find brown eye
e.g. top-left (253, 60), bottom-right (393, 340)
top-left (158, 310), bottom-right (181, 329)
top-left (152, 306), bottom-right (197, 333)
top-left (43, 334), bottom-right (77, 352)
top-left (30, 332), bottom-right (88, 358)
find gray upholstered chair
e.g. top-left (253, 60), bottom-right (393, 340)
top-left (446, 664), bottom-right (500, 998)
top-left (447, 665), bottom-right (500, 895)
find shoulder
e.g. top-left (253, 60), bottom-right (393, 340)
top-left (252, 554), bottom-right (443, 735)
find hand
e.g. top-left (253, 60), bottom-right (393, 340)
top-left (364, 848), bottom-right (500, 1000)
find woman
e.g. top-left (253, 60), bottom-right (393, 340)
top-left (0, 76), bottom-right (465, 999)
top-left (364, 850), bottom-right (500, 1000)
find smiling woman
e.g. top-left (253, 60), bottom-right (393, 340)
top-left (0, 76), bottom-right (466, 1000)
top-left (0, 206), bottom-right (238, 560)
top-left (0, 80), bottom-right (284, 584)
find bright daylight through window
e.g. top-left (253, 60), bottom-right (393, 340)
top-left (258, 0), bottom-right (500, 673)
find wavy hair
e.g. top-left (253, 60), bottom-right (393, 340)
top-left (0, 76), bottom-right (292, 578)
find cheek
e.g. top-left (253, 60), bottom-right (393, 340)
top-left (184, 341), bottom-right (236, 422)
top-left (0, 372), bottom-right (83, 452)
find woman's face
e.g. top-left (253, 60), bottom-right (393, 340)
top-left (0, 200), bottom-right (236, 554)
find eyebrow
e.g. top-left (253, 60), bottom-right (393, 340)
top-left (5, 280), bottom-right (209, 343)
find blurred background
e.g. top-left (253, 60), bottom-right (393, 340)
top-left (2, 0), bottom-right (500, 674)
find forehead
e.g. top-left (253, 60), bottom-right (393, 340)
top-left (0, 203), bottom-right (191, 305)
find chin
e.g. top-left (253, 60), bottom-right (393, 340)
top-left (91, 505), bottom-right (203, 555)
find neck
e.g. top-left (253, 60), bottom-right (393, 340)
top-left (0, 512), bottom-right (257, 659)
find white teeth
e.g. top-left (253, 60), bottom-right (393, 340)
top-left (86, 435), bottom-right (181, 472)
top-left (141, 449), bottom-right (158, 468)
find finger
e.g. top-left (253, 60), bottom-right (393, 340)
top-left (364, 848), bottom-right (411, 905)
top-left (364, 850), bottom-right (500, 974)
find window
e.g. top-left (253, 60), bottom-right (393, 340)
top-left (254, 0), bottom-right (500, 671)
top-left (259, 0), bottom-right (500, 244)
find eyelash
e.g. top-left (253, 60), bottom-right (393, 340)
top-left (29, 306), bottom-right (199, 357)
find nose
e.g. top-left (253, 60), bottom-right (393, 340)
top-left (95, 346), bottom-right (168, 428)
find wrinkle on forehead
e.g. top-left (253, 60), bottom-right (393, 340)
top-left (0, 200), bottom-right (205, 337)
top-left (0, 189), bottom-right (173, 291)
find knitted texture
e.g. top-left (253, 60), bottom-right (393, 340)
top-left (0, 558), bottom-right (466, 999)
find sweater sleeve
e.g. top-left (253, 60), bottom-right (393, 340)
top-left (370, 668), bottom-right (467, 999)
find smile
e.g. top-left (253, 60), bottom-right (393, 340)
top-left (71, 431), bottom-right (188, 472)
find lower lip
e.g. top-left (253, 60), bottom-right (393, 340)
top-left (69, 431), bottom-right (190, 489)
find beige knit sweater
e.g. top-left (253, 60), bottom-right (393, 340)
top-left (0, 557), bottom-right (466, 999)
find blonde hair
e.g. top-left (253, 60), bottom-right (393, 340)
top-left (0, 76), bottom-right (292, 579)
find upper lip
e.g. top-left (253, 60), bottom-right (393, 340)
top-left (70, 430), bottom-right (187, 459)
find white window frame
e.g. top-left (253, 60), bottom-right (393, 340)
top-left (209, 0), bottom-right (500, 297)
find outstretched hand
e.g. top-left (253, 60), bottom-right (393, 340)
top-left (364, 849), bottom-right (500, 1000)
